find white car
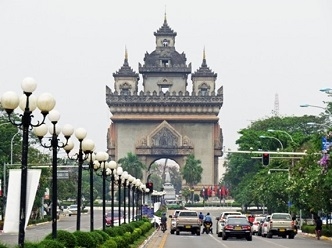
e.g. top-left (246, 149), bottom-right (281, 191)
top-left (251, 216), bottom-right (265, 235)
top-left (66, 204), bottom-right (78, 216)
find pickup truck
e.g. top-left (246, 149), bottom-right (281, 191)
top-left (174, 210), bottom-right (201, 235)
top-left (265, 213), bottom-right (296, 239)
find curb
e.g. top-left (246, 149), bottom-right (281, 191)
top-left (139, 229), bottom-right (158, 248)
top-left (299, 231), bottom-right (332, 241)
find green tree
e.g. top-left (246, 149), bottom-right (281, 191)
top-left (117, 152), bottom-right (146, 180)
top-left (169, 166), bottom-right (182, 194)
top-left (181, 154), bottom-right (203, 187)
top-left (223, 115), bottom-right (329, 214)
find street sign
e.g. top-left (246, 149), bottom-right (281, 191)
top-left (57, 170), bottom-right (69, 179)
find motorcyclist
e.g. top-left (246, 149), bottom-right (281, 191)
top-left (202, 212), bottom-right (213, 234)
top-left (160, 212), bottom-right (167, 231)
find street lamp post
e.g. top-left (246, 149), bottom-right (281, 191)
top-left (108, 160), bottom-right (117, 227)
top-left (85, 153), bottom-right (96, 231)
top-left (95, 152), bottom-right (110, 231)
top-left (127, 175), bottom-right (134, 223)
top-left (33, 110), bottom-right (74, 239)
top-left (63, 127), bottom-right (90, 231)
top-left (135, 180), bottom-right (142, 220)
top-left (131, 178), bottom-right (137, 221)
top-left (1, 77), bottom-right (56, 247)
top-left (259, 135), bottom-right (284, 150)
top-left (117, 166), bottom-right (123, 225)
top-left (121, 171), bottom-right (129, 224)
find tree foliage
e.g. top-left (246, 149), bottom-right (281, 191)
top-left (117, 152), bottom-right (146, 180)
top-left (223, 115), bottom-right (332, 216)
top-left (181, 154), bottom-right (203, 187)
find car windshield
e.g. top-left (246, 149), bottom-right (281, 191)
top-left (227, 218), bottom-right (249, 225)
top-left (69, 205), bottom-right (77, 209)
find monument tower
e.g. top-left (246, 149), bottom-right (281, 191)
top-left (106, 15), bottom-right (223, 185)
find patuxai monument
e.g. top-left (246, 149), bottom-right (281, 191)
top-left (106, 15), bottom-right (223, 186)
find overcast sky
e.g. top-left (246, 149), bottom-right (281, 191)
top-left (1, 0), bottom-right (332, 155)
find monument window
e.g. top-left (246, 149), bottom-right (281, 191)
top-left (161, 86), bottom-right (170, 93)
top-left (163, 39), bottom-right (169, 47)
top-left (121, 89), bottom-right (130, 95)
top-left (161, 59), bottom-right (170, 67)
top-left (200, 88), bottom-right (208, 96)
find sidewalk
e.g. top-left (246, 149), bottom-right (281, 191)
top-left (140, 229), bottom-right (168, 248)
top-left (298, 230), bottom-right (332, 241)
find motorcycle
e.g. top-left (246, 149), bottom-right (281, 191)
top-left (161, 222), bottom-right (167, 233)
top-left (204, 222), bottom-right (212, 234)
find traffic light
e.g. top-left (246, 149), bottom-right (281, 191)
top-left (262, 153), bottom-right (270, 166)
top-left (146, 182), bottom-right (153, 193)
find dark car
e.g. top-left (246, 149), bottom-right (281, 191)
top-left (222, 216), bottom-right (253, 241)
top-left (105, 211), bottom-right (125, 227)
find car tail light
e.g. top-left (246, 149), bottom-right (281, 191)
top-left (243, 225), bottom-right (251, 230)
top-left (225, 225), bottom-right (233, 230)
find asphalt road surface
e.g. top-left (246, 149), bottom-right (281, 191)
top-left (1, 207), bottom-right (331, 248)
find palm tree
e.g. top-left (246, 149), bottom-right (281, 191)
top-left (117, 152), bottom-right (146, 179)
top-left (181, 154), bottom-right (203, 187)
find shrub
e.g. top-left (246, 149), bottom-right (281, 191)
top-left (90, 230), bottom-right (105, 245)
top-left (130, 221), bottom-right (141, 228)
top-left (72, 231), bottom-right (96, 248)
top-left (0, 243), bottom-right (9, 248)
top-left (114, 225), bottom-right (125, 236)
top-left (140, 222), bottom-right (152, 234)
top-left (92, 230), bottom-right (110, 242)
top-left (20, 242), bottom-right (39, 248)
top-left (112, 236), bottom-right (127, 248)
top-left (104, 227), bottom-right (121, 237)
top-left (121, 223), bottom-right (134, 233)
top-left (132, 228), bottom-right (142, 241)
top-left (44, 230), bottom-right (77, 248)
top-left (123, 232), bottom-right (133, 244)
top-left (38, 239), bottom-right (65, 248)
top-left (100, 238), bottom-right (117, 248)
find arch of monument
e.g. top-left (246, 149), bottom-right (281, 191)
top-left (106, 16), bottom-right (223, 186)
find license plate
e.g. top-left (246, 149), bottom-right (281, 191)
top-left (279, 228), bottom-right (285, 232)
top-left (235, 226), bottom-right (241, 230)
top-left (185, 225), bottom-right (191, 229)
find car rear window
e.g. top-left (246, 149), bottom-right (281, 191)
top-left (179, 211), bottom-right (198, 217)
top-left (222, 212), bottom-right (242, 218)
top-left (228, 218), bottom-right (249, 225)
top-left (272, 214), bottom-right (291, 220)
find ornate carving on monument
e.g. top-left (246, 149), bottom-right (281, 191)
top-left (148, 121), bottom-right (181, 147)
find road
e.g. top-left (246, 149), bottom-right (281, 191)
top-left (145, 207), bottom-right (332, 248)
top-left (1, 207), bottom-right (331, 248)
